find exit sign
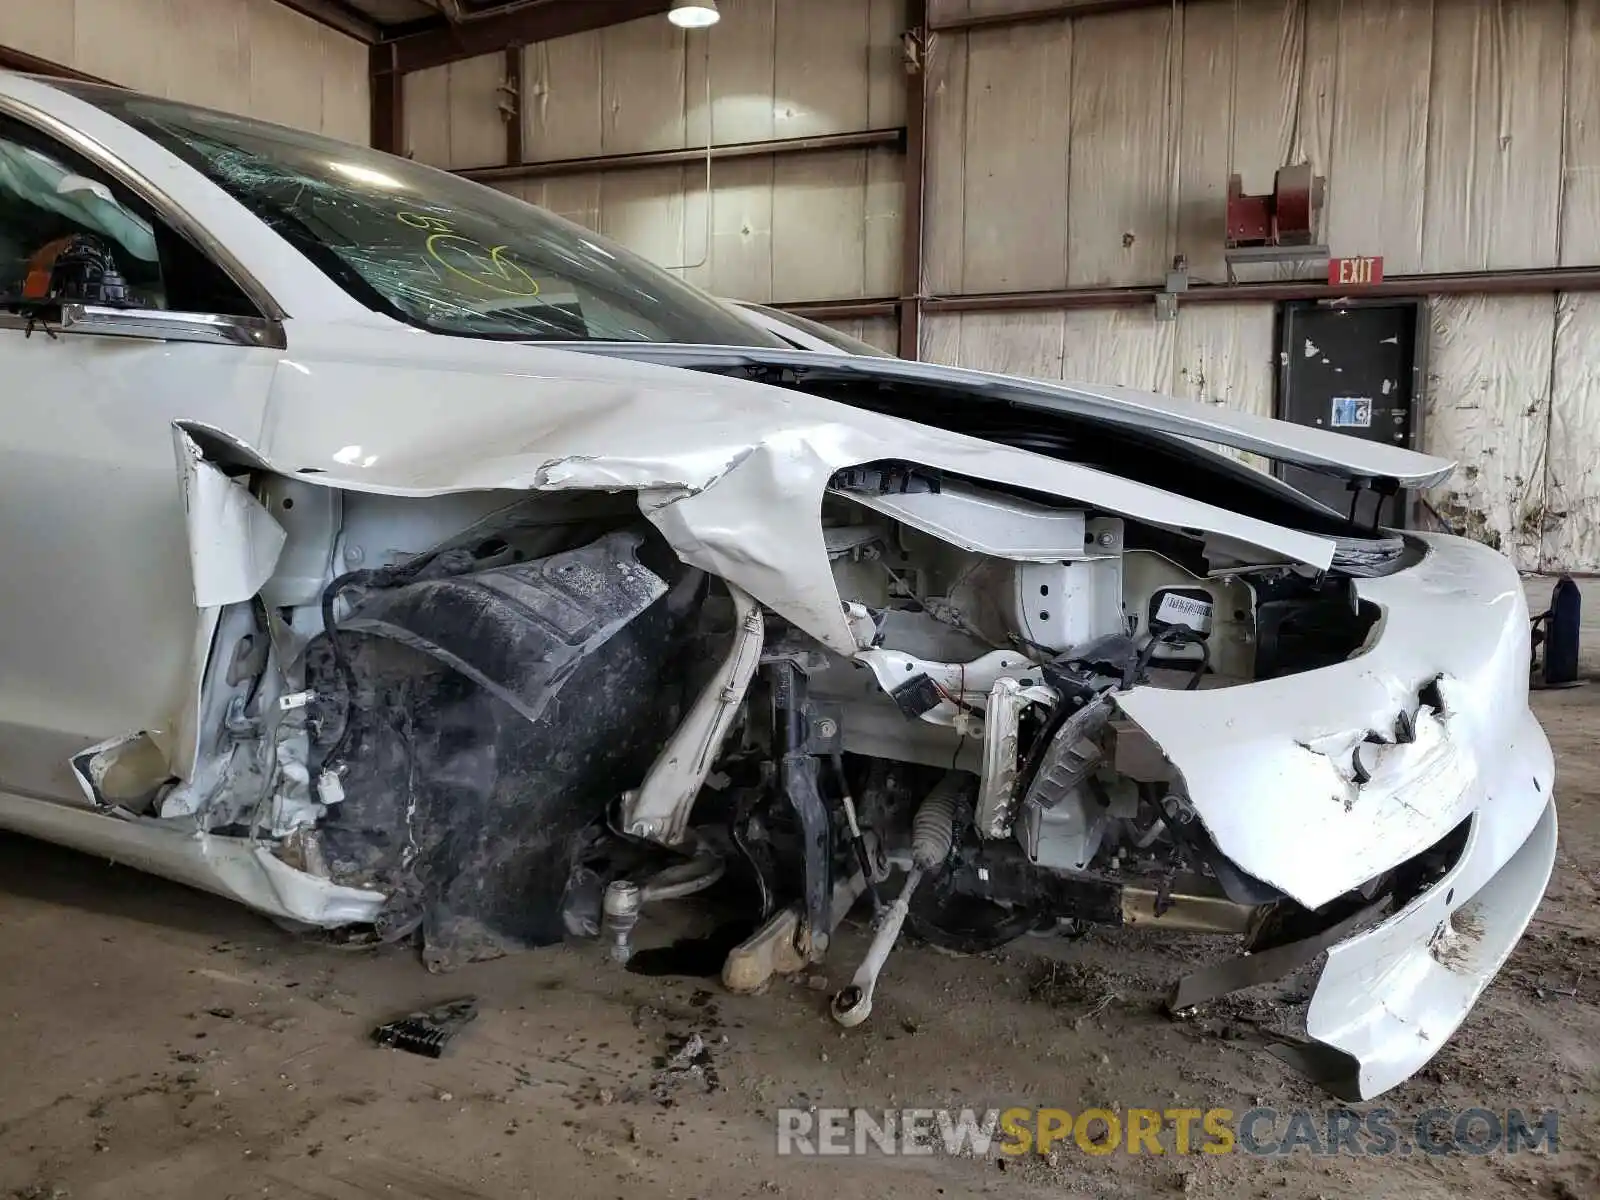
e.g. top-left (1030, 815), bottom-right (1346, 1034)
top-left (1329, 256), bottom-right (1384, 286)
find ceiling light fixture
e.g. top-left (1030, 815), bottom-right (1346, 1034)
top-left (668, 0), bottom-right (720, 28)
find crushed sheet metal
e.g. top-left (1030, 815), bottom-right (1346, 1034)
top-left (553, 343), bottom-right (1455, 488)
top-left (623, 584), bottom-right (764, 844)
top-left (840, 481), bottom-right (1097, 561)
top-left (1114, 533), bottom-right (1548, 910)
top-left (0, 789), bottom-right (384, 926)
top-left (175, 427), bottom-right (286, 608)
top-left (1306, 793), bottom-right (1556, 1100)
top-left (179, 342), bottom-right (1342, 655)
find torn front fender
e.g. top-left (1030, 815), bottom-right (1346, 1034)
top-left (175, 426), bottom-right (286, 608)
top-left (1115, 533), bottom-right (1552, 910)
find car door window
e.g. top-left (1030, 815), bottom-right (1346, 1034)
top-left (0, 118), bottom-right (256, 318)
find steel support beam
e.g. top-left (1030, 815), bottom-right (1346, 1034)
top-left (503, 44), bottom-right (524, 167)
top-left (457, 128), bottom-right (906, 183)
top-left (929, 0), bottom-right (1173, 35)
top-left (370, 42), bottom-right (405, 154)
top-left (778, 300), bottom-right (900, 321)
top-left (383, 0), bottom-right (671, 75)
top-left (921, 267), bottom-right (1600, 315)
top-left (0, 43), bottom-right (114, 85)
top-left (898, 0), bottom-right (928, 360)
top-left (271, 0), bottom-right (381, 43)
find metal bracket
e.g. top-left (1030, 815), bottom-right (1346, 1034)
top-left (770, 660), bottom-right (834, 959)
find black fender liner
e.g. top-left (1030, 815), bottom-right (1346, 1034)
top-left (310, 528), bottom-right (701, 970)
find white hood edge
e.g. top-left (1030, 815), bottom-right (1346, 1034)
top-left (553, 344), bottom-right (1455, 490)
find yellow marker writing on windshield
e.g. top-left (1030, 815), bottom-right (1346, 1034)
top-left (424, 233), bottom-right (541, 299)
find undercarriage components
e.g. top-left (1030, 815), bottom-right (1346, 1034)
top-left (624, 584), bottom-right (763, 844)
top-left (976, 676), bottom-right (1054, 838)
top-left (828, 752), bottom-right (883, 911)
top-left (602, 880), bottom-right (642, 964)
top-left (308, 528), bottom-right (698, 970)
top-left (770, 659), bottom-right (834, 959)
top-left (1167, 898), bottom-right (1387, 1012)
top-left (831, 772), bottom-right (961, 1027)
top-left (1120, 877), bottom-right (1257, 934)
top-left (722, 862), bottom-right (872, 993)
top-left (1015, 695), bottom-right (1115, 868)
top-left (830, 866), bottom-right (922, 1027)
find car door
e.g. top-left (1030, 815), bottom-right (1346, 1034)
top-left (0, 112), bottom-right (280, 803)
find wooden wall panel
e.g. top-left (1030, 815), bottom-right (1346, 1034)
top-left (246, 0), bottom-right (327, 134)
top-left (601, 165), bottom-right (689, 269)
top-left (1229, 0), bottom-right (1303, 202)
top-left (922, 27), bottom-right (969, 294)
top-left (1423, 0), bottom-right (1566, 272)
top-left (404, 66), bottom-right (451, 165)
top-left (959, 22), bottom-right (1071, 291)
top-left (1172, 302), bottom-right (1275, 469)
top-left (772, 150), bottom-right (869, 300)
top-left (321, 19), bottom-right (371, 145)
top-left (1, 0), bottom-right (369, 138)
top-left (441, 2), bottom-right (896, 306)
top-left (524, 31), bottom-right (605, 161)
top-left (167, 0), bottom-right (250, 114)
top-left (1067, 7), bottom-right (1175, 287)
top-left (1322, 0), bottom-right (1432, 274)
top-left (0, 1), bottom-right (75, 64)
top-left (601, 18), bottom-right (688, 155)
top-left (868, 0), bottom-right (908, 128)
top-left (1174, 0), bottom-right (1236, 284)
top-left (1061, 308), bottom-right (1173, 392)
top-left (74, 0), bottom-right (175, 96)
top-left (539, 174), bottom-right (605, 231)
top-left (811, 316), bottom-right (899, 355)
top-left (681, 158), bottom-right (776, 301)
top-left (864, 148), bottom-right (904, 297)
top-left (447, 53), bottom-right (510, 169)
top-left (957, 311), bottom-right (1067, 379)
top-left (686, 0), bottom-right (776, 144)
top-left (774, 0), bottom-right (873, 137)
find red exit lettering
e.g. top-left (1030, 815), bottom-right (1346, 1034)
top-left (1329, 256), bottom-right (1385, 286)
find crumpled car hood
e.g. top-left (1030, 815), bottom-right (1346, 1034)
top-left (197, 325), bottom-right (1374, 654)
top-left (559, 343), bottom-right (1455, 490)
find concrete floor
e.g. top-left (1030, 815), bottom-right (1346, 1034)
top-left (1, 622), bottom-right (1597, 1199)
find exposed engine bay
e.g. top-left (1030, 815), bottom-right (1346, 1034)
top-left (69, 426), bottom-right (1462, 1053)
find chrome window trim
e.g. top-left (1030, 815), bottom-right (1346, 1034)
top-left (0, 91), bottom-right (288, 324)
top-left (0, 305), bottom-right (287, 348)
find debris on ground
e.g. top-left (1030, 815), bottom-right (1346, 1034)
top-left (372, 997), bottom-right (480, 1058)
top-left (649, 1030), bottom-right (721, 1102)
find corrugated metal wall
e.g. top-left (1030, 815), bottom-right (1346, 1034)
top-left (928, 0), bottom-right (1585, 283)
top-left (403, 0), bottom-right (905, 315)
top-left (404, 0), bottom-right (1598, 570)
top-left (0, 0), bottom-right (370, 142)
top-left (923, 0), bottom-right (1600, 572)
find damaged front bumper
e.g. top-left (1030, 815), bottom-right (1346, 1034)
top-left (1308, 764), bottom-right (1555, 1098)
top-left (1116, 533), bottom-right (1555, 1098)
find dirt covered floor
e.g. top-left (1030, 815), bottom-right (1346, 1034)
top-left (1, 687), bottom-right (1596, 1200)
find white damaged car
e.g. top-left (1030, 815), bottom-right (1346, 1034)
top-left (0, 72), bottom-right (1554, 1100)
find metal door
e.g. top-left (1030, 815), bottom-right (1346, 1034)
top-left (1275, 301), bottom-right (1424, 527)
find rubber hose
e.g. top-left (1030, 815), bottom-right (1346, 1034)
top-left (906, 773), bottom-right (1038, 954)
top-left (910, 772), bottom-right (963, 872)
